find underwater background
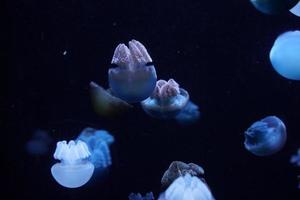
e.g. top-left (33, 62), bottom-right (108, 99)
top-left (5, 0), bottom-right (300, 199)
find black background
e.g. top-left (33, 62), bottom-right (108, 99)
top-left (5, 0), bottom-right (300, 199)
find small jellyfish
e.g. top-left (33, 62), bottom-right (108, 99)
top-left (244, 116), bottom-right (287, 156)
top-left (128, 192), bottom-right (155, 200)
top-left (270, 31), bottom-right (300, 80)
top-left (51, 140), bottom-right (94, 188)
top-left (90, 81), bottom-right (132, 117)
top-left (290, 1), bottom-right (300, 16)
top-left (250, 0), bottom-right (298, 15)
top-left (158, 174), bottom-right (215, 200)
top-left (108, 39), bottom-right (157, 103)
top-left (76, 127), bottom-right (114, 168)
top-left (141, 79), bottom-right (189, 119)
top-left (161, 161), bottom-right (205, 189)
top-left (175, 101), bottom-right (200, 125)
top-left (290, 148), bottom-right (300, 166)
top-left (26, 129), bottom-right (52, 156)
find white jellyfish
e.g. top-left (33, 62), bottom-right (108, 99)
top-left (51, 140), bottom-right (95, 188)
top-left (158, 174), bottom-right (215, 200)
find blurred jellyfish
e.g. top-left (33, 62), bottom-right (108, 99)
top-left (90, 81), bottom-right (132, 117)
top-left (51, 140), bottom-right (94, 188)
top-left (270, 31), bottom-right (300, 80)
top-left (158, 174), bottom-right (215, 200)
top-left (141, 79), bottom-right (189, 119)
top-left (76, 127), bottom-right (114, 168)
top-left (26, 129), bottom-right (52, 156)
top-left (128, 192), bottom-right (155, 200)
top-left (175, 101), bottom-right (200, 125)
top-left (108, 39), bottom-right (157, 103)
top-left (290, 148), bottom-right (300, 166)
top-left (244, 116), bottom-right (287, 156)
top-left (290, 1), bottom-right (300, 16)
top-left (250, 0), bottom-right (298, 15)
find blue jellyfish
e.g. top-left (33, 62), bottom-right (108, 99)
top-left (90, 81), bottom-right (132, 117)
top-left (290, 148), bottom-right (300, 189)
top-left (244, 116), bottom-right (287, 156)
top-left (175, 101), bottom-right (200, 125)
top-left (141, 79), bottom-right (189, 119)
top-left (26, 130), bottom-right (52, 156)
top-left (250, 0), bottom-right (298, 15)
top-left (270, 31), bottom-right (300, 80)
top-left (51, 140), bottom-right (95, 188)
top-left (108, 39), bottom-right (157, 103)
top-left (158, 174), bottom-right (215, 200)
top-left (128, 192), bottom-right (155, 200)
top-left (290, 1), bottom-right (300, 16)
top-left (76, 127), bottom-right (114, 168)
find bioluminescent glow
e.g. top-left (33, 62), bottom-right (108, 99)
top-left (175, 101), bottom-right (200, 125)
top-left (290, 1), bottom-right (300, 16)
top-left (158, 174), bottom-right (215, 200)
top-left (128, 192), bottom-right (155, 200)
top-left (244, 116), bottom-right (287, 156)
top-left (141, 79), bottom-right (189, 119)
top-left (51, 140), bottom-right (94, 188)
top-left (108, 39), bottom-right (157, 103)
top-left (250, 0), bottom-right (299, 15)
top-left (270, 31), bottom-right (300, 80)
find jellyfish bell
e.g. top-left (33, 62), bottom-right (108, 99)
top-left (270, 30), bottom-right (300, 80)
top-left (250, 0), bottom-right (299, 15)
top-left (51, 140), bottom-right (94, 188)
top-left (108, 40), bottom-right (157, 103)
top-left (141, 79), bottom-right (189, 119)
top-left (244, 116), bottom-right (287, 156)
top-left (290, 1), bottom-right (300, 16)
top-left (128, 192), bottom-right (155, 200)
top-left (175, 101), bottom-right (200, 125)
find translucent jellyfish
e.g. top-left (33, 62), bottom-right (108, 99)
top-left (158, 174), bottom-right (215, 200)
top-left (90, 81), bottom-right (132, 117)
top-left (175, 101), bottom-right (200, 125)
top-left (290, 1), bottom-right (300, 16)
top-left (250, 0), bottom-right (298, 15)
top-left (244, 116), bottom-right (287, 156)
top-left (141, 79), bottom-right (189, 119)
top-left (51, 140), bottom-right (94, 188)
top-left (108, 39), bottom-right (157, 103)
top-left (26, 130), bottom-right (52, 156)
top-left (161, 161), bottom-right (205, 189)
top-left (128, 192), bottom-right (155, 200)
top-left (269, 31), bottom-right (300, 80)
top-left (76, 127), bottom-right (114, 168)
top-left (290, 148), bottom-right (300, 188)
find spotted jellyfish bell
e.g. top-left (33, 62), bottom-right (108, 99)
top-left (51, 140), bottom-right (94, 188)
top-left (141, 79), bottom-right (189, 119)
top-left (108, 40), bottom-right (157, 103)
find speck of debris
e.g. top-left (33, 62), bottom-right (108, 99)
top-left (63, 50), bottom-right (67, 55)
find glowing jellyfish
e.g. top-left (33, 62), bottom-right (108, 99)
top-left (175, 101), bottom-right (200, 125)
top-left (51, 140), bottom-right (94, 188)
top-left (244, 116), bottom-right (287, 156)
top-left (90, 81), bottom-right (132, 117)
top-left (77, 127), bottom-right (114, 168)
top-left (161, 161), bottom-right (205, 189)
top-left (108, 39), bottom-right (157, 103)
top-left (290, 148), bottom-right (300, 189)
top-left (158, 174), bottom-right (215, 200)
top-left (290, 1), bottom-right (300, 16)
top-left (270, 31), bottom-right (300, 80)
top-left (250, 0), bottom-right (298, 15)
top-left (141, 79), bottom-right (189, 119)
top-left (128, 192), bottom-right (155, 200)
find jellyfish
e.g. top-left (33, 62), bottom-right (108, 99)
top-left (161, 161), bottom-right (205, 189)
top-left (158, 174), bottom-right (215, 200)
top-left (108, 39), bottom-right (157, 103)
top-left (250, 0), bottom-right (299, 15)
top-left (76, 127), bottom-right (114, 168)
top-left (26, 129), bottom-right (52, 156)
top-left (290, 1), bottom-right (300, 16)
top-left (90, 81), bottom-right (132, 117)
top-left (128, 192), bottom-right (155, 200)
top-left (269, 31), bottom-right (300, 80)
top-left (51, 140), bottom-right (94, 188)
top-left (244, 116), bottom-right (287, 156)
top-left (175, 101), bottom-right (200, 125)
top-left (141, 79), bottom-right (189, 119)
top-left (290, 148), bottom-right (300, 166)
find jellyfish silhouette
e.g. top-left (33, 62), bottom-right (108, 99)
top-left (51, 140), bottom-right (94, 188)
top-left (141, 79), bottom-right (190, 119)
top-left (250, 0), bottom-right (298, 14)
top-left (128, 192), bottom-right (155, 200)
top-left (26, 129), bottom-right (52, 156)
top-left (108, 40), bottom-right (157, 103)
top-left (290, 1), bottom-right (300, 16)
top-left (158, 174), bottom-right (215, 200)
top-left (244, 116), bottom-right (287, 156)
top-left (270, 31), bottom-right (300, 80)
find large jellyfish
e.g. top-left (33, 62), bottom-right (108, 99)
top-left (244, 116), bottom-right (287, 156)
top-left (108, 39), bottom-right (157, 103)
top-left (290, 148), bottom-right (300, 189)
top-left (128, 192), bottom-right (155, 200)
top-left (290, 1), bottom-right (300, 16)
top-left (158, 174), bottom-right (215, 200)
top-left (51, 140), bottom-right (94, 188)
top-left (250, 0), bottom-right (298, 15)
top-left (269, 31), bottom-right (300, 80)
top-left (141, 79), bottom-right (190, 119)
